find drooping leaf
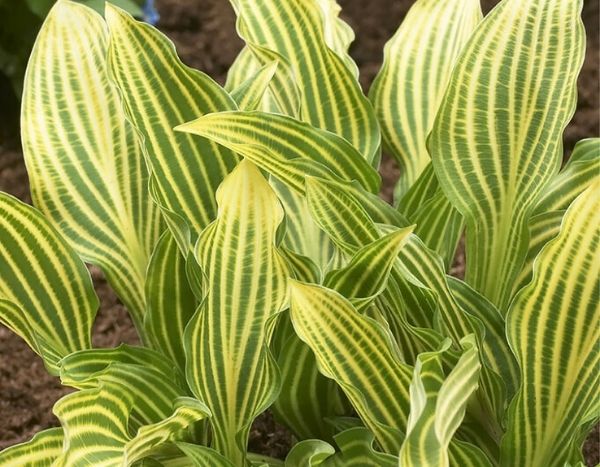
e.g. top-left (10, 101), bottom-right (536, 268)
top-left (0, 428), bottom-right (63, 467)
top-left (21, 0), bottom-right (161, 330)
top-left (429, 0), bottom-right (585, 311)
top-left (184, 160), bottom-right (290, 465)
top-left (177, 111), bottom-right (381, 195)
top-left (52, 374), bottom-right (209, 466)
top-left (0, 193), bottom-right (98, 373)
top-left (105, 4), bottom-right (239, 251)
top-left (501, 182), bottom-right (600, 467)
top-left (369, 0), bottom-right (481, 196)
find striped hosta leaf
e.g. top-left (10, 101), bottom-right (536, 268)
top-left (175, 443), bottom-right (236, 467)
top-left (177, 111), bottom-right (381, 195)
top-left (231, 0), bottom-right (380, 163)
top-left (144, 231), bottom-right (197, 371)
top-left (105, 4), bottom-right (238, 250)
top-left (399, 336), bottom-right (488, 467)
top-left (534, 138), bottom-right (600, 215)
top-left (61, 350), bottom-right (190, 432)
top-left (271, 179), bottom-right (334, 270)
top-left (184, 160), bottom-right (290, 465)
top-left (230, 61), bottom-right (279, 111)
top-left (513, 210), bottom-right (563, 294)
top-left (0, 428), bottom-right (63, 467)
top-left (396, 165), bottom-right (463, 269)
top-left (304, 177), bottom-right (507, 435)
top-left (447, 277), bottom-right (518, 398)
top-left (324, 227), bottom-right (414, 304)
top-left (315, 0), bottom-right (357, 76)
top-left (21, 1), bottom-right (161, 330)
top-left (501, 182), bottom-right (600, 467)
top-left (290, 281), bottom-right (412, 454)
top-left (285, 428), bottom-right (398, 466)
top-left (284, 439), bottom-right (335, 466)
top-left (273, 329), bottom-right (350, 443)
top-left (59, 345), bottom-right (185, 391)
top-left (515, 140), bottom-right (599, 294)
top-left (369, 0), bottom-right (481, 196)
top-left (429, 0), bottom-right (585, 311)
top-left (0, 193), bottom-right (97, 373)
top-left (53, 375), bottom-right (209, 466)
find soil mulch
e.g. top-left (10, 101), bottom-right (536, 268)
top-left (0, 0), bottom-right (598, 462)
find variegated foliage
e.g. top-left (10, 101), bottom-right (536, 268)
top-left (1, 0), bottom-right (597, 466)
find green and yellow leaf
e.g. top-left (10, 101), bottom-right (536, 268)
top-left (369, 0), bottom-right (481, 196)
top-left (501, 182), bottom-right (600, 467)
top-left (0, 193), bottom-right (97, 373)
top-left (21, 0), bottom-right (161, 330)
top-left (428, 0), bottom-right (585, 311)
top-left (231, 0), bottom-right (380, 163)
top-left (184, 160), bottom-right (290, 465)
top-left (0, 428), bottom-right (63, 467)
top-left (105, 4), bottom-right (238, 250)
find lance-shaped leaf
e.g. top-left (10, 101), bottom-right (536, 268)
top-left (230, 61), bottom-right (279, 111)
top-left (231, 0), bottom-right (380, 163)
top-left (52, 374), bottom-right (209, 466)
top-left (144, 231), bottom-right (197, 371)
top-left (324, 227), bottom-right (415, 302)
top-left (105, 4), bottom-right (238, 250)
top-left (0, 428), bottom-right (63, 467)
top-left (290, 281), bottom-right (413, 454)
top-left (501, 183), bottom-right (600, 467)
top-left (534, 138), bottom-right (600, 215)
top-left (184, 160), bottom-right (290, 465)
top-left (304, 177), bottom-right (507, 434)
top-left (0, 193), bottom-right (98, 373)
top-left (399, 336), bottom-right (486, 467)
top-left (21, 1), bottom-right (161, 329)
top-left (177, 111), bottom-right (381, 195)
top-left (428, 0), bottom-right (585, 311)
top-left (369, 0), bottom-right (481, 196)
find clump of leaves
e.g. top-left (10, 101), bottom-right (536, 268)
top-left (0, 0), bottom-right (598, 466)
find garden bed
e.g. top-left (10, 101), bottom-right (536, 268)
top-left (0, 0), bottom-right (598, 462)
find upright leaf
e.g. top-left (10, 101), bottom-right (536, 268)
top-left (105, 4), bottom-right (238, 250)
top-left (501, 183), bottom-right (600, 467)
top-left (399, 337), bottom-right (487, 467)
top-left (290, 281), bottom-right (412, 454)
top-left (429, 0), bottom-right (585, 310)
top-left (144, 231), bottom-right (197, 370)
top-left (0, 193), bottom-right (97, 372)
top-left (184, 160), bottom-right (290, 465)
top-left (232, 0), bottom-right (380, 163)
top-left (370, 0), bottom-right (481, 196)
top-left (21, 1), bottom-right (161, 329)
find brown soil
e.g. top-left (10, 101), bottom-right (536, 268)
top-left (0, 0), bottom-right (598, 462)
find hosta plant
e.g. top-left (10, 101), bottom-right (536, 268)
top-left (0, 0), bottom-right (598, 466)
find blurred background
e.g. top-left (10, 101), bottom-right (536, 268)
top-left (0, 0), bottom-right (598, 461)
